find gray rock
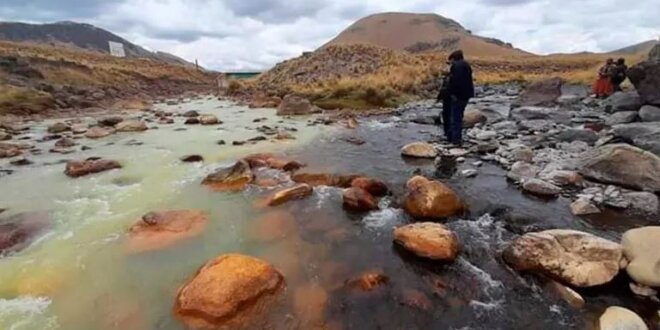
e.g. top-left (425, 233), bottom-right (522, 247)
top-left (491, 120), bottom-right (518, 134)
top-left (556, 129), bottom-right (598, 145)
top-left (628, 47), bottom-right (660, 106)
top-left (542, 170), bottom-right (582, 186)
top-left (579, 144), bottom-right (660, 192)
top-left (605, 91), bottom-right (642, 112)
top-left (513, 77), bottom-right (562, 107)
top-left (507, 161), bottom-right (540, 183)
top-left (639, 105), bottom-right (660, 122)
top-left (512, 146), bottom-right (534, 163)
top-left (571, 198), bottom-right (600, 215)
top-left (519, 119), bottom-right (552, 131)
top-left (605, 111), bottom-right (638, 125)
top-left (511, 106), bottom-right (564, 121)
top-left (612, 122), bottom-right (660, 156)
top-left (522, 179), bottom-right (562, 196)
top-left (461, 169), bottom-right (478, 178)
top-left (624, 191), bottom-right (659, 214)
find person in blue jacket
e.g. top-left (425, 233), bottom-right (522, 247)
top-left (445, 50), bottom-right (474, 145)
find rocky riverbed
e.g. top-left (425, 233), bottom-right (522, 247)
top-left (0, 79), bottom-right (659, 329)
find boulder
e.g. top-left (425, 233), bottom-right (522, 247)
top-left (599, 306), bottom-right (648, 330)
top-left (0, 212), bottom-right (50, 255)
top-left (401, 142), bottom-right (437, 158)
top-left (579, 144), bottom-right (660, 192)
top-left (393, 222), bottom-right (459, 261)
top-left (549, 281), bottom-right (585, 308)
top-left (510, 106), bottom-right (559, 121)
top-left (249, 95), bottom-right (281, 108)
top-left (277, 95), bottom-right (317, 116)
top-left (513, 77), bottom-right (562, 107)
top-left (621, 226), bottom-right (660, 287)
top-left (342, 187), bottom-right (379, 212)
top-left (173, 254), bottom-right (285, 330)
top-left (184, 118), bottom-right (200, 125)
top-left (605, 111), bottom-right (638, 125)
top-left (98, 116), bottom-right (123, 127)
top-left (628, 50), bottom-right (660, 106)
top-left (291, 173), bottom-right (335, 186)
top-left (462, 109), bottom-right (487, 128)
top-left (65, 158), bottom-right (121, 177)
top-left (522, 179), bottom-right (562, 197)
top-left (541, 170), bottom-right (582, 186)
top-left (611, 122), bottom-right (660, 156)
top-left (639, 105), bottom-right (660, 122)
top-left (556, 129), bottom-right (598, 145)
top-left (85, 127), bottom-right (112, 139)
top-left (351, 177), bottom-right (388, 196)
top-left (267, 184), bottom-right (313, 206)
top-left (605, 91), bottom-right (643, 112)
top-left (199, 114), bottom-right (220, 125)
top-left (507, 161), bottom-right (540, 183)
top-left (0, 146), bottom-right (21, 158)
top-left (503, 229), bottom-right (623, 287)
top-left (47, 122), bottom-right (69, 134)
top-left (624, 192), bottom-right (659, 214)
top-left (127, 210), bottom-right (208, 253)
top-left (202, 160), bottom-right (253, 191)
top-left (115, 120), bottom-right (147, 132)
top-left (181, 155), bottom-right (203, 163)
top-left (0, 131), bottom-right (9, 141)
top-left (403, 176), bottom-right (464, 219)
top-left (570, 198), bottom-right (600, 216)
top-left (54, 137), bottom-right (76, 148)
top-left (182, 110), bottom-right (199, 117)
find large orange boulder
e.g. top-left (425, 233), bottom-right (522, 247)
top-left (393, 223), bottom-right (459, 261)
top-left (202, 160), bottom-right (254, 191)
top-left (267, 184), bottom-right (313, 206)
top-left (403, 176), bottom-right (464, 219)
top-left (127, 210), bottom-right (208, 253)
top-left (173, 254), bottom-right (285, 330)
top-left (351, 177), bottom-right (388, 196)
top-left (65, 158), bottom-right (121, 177)
top-left (342, 187), bottom-right (379, 212)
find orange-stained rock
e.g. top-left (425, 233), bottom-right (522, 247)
top-left (247, 211), bottom-right (297, 243)
top-left (293, 283), bottom-right (328, 327)
top-left (243, 153), bottom-right (277, 168)
top-left (267, 184), bottom-right (313, 206)
top-left (292, 172), bottom-right (335, 186)
top-left (347, 271), bottom-right (389, 292)
top-left (393, 222), bottom-right (459, 261)
top-left (127, 210), bottom-right (209, 253)
top-left (342, 187), bottom-right (379, 212)
top-left (65, 158), bottom-right (121, 177)
top-left (173, 254), bottom-right (285, 330)
top-left (351, 177), bottom-right (388, 196)
top-left (202, 160), bottom-right (254, 191)
top-left (265, 158), bottom-right (305, 172)
top-left (403, 176), bottom-right (464, 219)
top-left (332, 174), bottom-right (363, 188)
top-left (254, 177), bottom-right (280, 188)
top-left (85, 126), bottom-right (113, 139)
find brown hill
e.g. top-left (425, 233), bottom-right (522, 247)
top-left (609, 39), bottom-right (658, 56)
top-left (323, 12), bottom-right (530, 57)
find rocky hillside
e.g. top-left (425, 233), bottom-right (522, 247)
top-left (324, 12), bottom-right (529, 57)
top-left (609, 40), bottom-right (658, 55)
top-left (0, 21), bottom-right (194, 67)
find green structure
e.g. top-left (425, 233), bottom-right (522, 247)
top-left (226, 72), bottom-right (261, 79)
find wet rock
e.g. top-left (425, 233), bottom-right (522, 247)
top-left (522, 179), bottom-right (561, 196)
top-left (605, 91), bottom-right (643, 112)
top-left (64, 158), bottom-right (121, 177)
top-left (201, 160), bottom-right (253, 191)
top-left (232, 140), bottom-right (245, 146)
top-left (182, 110), bottom-right (199, 117)
top-left (217, 140), bottom-right (226, 145)
top-left (350, 177), bottom-right (388, 196)
top-left (0, 212), bottom-right (50, 255)
top-left (115, 120), bottom-right (147, 132)
top-left (622, 226), bottom-right (660, 287)
top-left (463, 109), bottom-right (487, 128)
top-left (277, 95), bottom-right (317, 116)
top-left (264, 158), bottom-right (305, 172)
top-left (556, 129), bottom-right (598, 145)
top-left (629, 282), bottom-right (657, 297)
top-left (50, 147), bottom-right (75, 154)
top-left (461, 169), bottom-right (478, 178)
top-left (605, 111), bottom-right (638, 126)
top-left (639, 105), bottom-right (660, 122)
top-left (518, 119), bottom-right (552, 131)
top-left (492, 120), bottom-right (518, 134)
top-left (507, 161), bottom-right (540, 183)
top-left (127, 210), bottom-right (209, 253)
top-left (510, 106), bottom-right (566, 122)
top-left (173, 254), bottom-right (285, 330)
top-left (180, 155), bottom-right (203, 163)
top-left (10, 156), bottom-right (32, 166)
top-left (47, 122), bottom-right (69, 134)
top-left (503, 229), bottom-right (623, 287)
top-left (512, 146), bottom-right (534, 163)
top-left (0, 131), bottom-right (10, 141)
top-left (184, 117), bottom-right (200, 125)
top-left (599, 306), bottom-right (648, 330)
top-left (347, 271), bottom-right (388, 291)
top-left (199, 114), bottom-right (220, 125)
top-left (475, 141), bottom-right (499, 154)
top-left (275, 131), bottom-right (295, 140)
top-left (85, 127), bottom-right (112, 139)
top-left (570, 198), bottom-right (600, 216)
top-left (343, 136), bottom-right (366, 145)
top-left (549, 281), bottom-right (584, 308)
top-left (400, 289), bottom-right (433, 311)
top-left (623, 192), bottom-right (658, 214)
top-left (513, 77), bottom-right (562, 107)
top-left (0, 146), bottom-right (21, 158)
top-left (540, 170), bottom-right (582, 187)
top-left (610, 122), bottom-right (660, 155)
top-left (249, 95), bottom-right (281, 109)
top-left (346, 117), bottom-right (358, 129)
top-left (267, 184), bottom-right (313, 206)
top-left (54, 137), bottom-right (76, 148)
top-left (579, 144), bottom-right (660, 192)
top-left (628, 49), bottom-right (660, 106)
top-left (248, 136), bottom-right (268, 142)
top-left (401, 142), bottom-right (437, 158)
top-left (98, 116), bottom-right (123, 127)
top-left (393, 222), bottom-right (459, 261)
top-left (403, 176), bottom-right (464, 219)
top-left (342, 187), bottom-right (379, 212)
top-left (291, 173), bottom-right (335, 186)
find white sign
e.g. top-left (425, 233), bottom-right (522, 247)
top-left (108, 41), bottom-right (126, 58)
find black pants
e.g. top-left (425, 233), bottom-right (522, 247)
top-left (448, 99), bottom-right (468, 143)
top-left (612, 77), bottom-right (624, 92)
top-left (441, 98), bottom-right (452, 139)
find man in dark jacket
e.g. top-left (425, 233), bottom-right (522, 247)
top-left (611, 58), bottom-right (627, 92)
top-left (445, 50), bottom-right (474, 145)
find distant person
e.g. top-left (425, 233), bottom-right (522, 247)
top-left (592, 58), bottom-right (615, 98)
top-left (436, 61), bottom-right (452, 141)
top-left (611, 58), bottom-right (627, 92)
top-left (445, 50), bottom-right (474, 145)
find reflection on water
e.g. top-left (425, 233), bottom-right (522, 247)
top-left (0, 99), bottom-right (657, 329)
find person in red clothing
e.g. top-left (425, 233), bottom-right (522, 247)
top-left (592, 58), bottom-right (615, 98)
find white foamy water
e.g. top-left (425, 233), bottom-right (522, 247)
top-left (0, 296), bottom-right (57, 330)
top-left (362, 207), bottom-right (405, 229)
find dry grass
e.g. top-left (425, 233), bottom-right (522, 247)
top-left (0, 85), bottom-right (54, 114)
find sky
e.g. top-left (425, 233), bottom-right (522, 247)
top-left (0, 0), bottom-right (658, 71)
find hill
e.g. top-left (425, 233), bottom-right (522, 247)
top-left (0, 21), bottom-right (195, 67)
top-left (323, 12), bottom-right (530, 57)
top-left (609, 39), bottom-right (658, 55)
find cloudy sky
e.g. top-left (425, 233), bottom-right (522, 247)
top-left (1, 0), bottom-right (658, 71)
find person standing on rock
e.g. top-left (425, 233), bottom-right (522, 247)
top-left (592, 58), bottom-right (615, 98)
top-left (445, 50), bottom-right (474, 145)
top-left (611, 58), bottom-right (627, 92)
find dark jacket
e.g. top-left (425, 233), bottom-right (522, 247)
top-left (436, 75), bottom-right (450, 102)
top-left (447, 59), bottom-right (474, 101)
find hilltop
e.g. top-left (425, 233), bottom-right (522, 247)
top-left (0, 21), bottom-right (194, 67)
top-left (323, 12), bottom-right (529, 57)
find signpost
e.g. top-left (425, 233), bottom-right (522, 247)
top-left (108, 41), bottom-right (126, 58)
